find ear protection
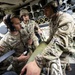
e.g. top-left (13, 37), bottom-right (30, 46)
top-left (4, 14), bottom-right (15, 31)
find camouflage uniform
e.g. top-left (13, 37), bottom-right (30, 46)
top-left (21, 20), bottom-right (39, 47)
top-left (35, 11), bottom-right (75, 70)
top-left (0, 29), bottom-right (33, 74)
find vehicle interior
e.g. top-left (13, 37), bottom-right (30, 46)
top-left (0, 0), bottom-right (50, 40)
top-left (0, 0), bottom-right (75, 20)
top-left (0, 0), bottom-right (75, 39)
top-left (0, 0), bottom-right (75, 75)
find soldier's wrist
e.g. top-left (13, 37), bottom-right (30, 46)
top-left (13, 57), bottom-right (19, 63)
top-left (35, 58), bottom-right (43, 69)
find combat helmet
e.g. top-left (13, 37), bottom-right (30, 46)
top-left (20, 9), bottom-right (29, 17)
top-left (42, 0), bottom-right (62, 8)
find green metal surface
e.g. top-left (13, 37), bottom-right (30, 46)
top-left (27, 42), bottom-right (47, 63)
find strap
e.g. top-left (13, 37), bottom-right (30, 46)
top-left (19, 31), bottom-right (29, 54)
top-left (0, 50), bottom-right (15, 63)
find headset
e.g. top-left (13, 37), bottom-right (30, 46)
top-left (4, 14), bottom-right (15, 32)
top-left (50, 0), bottom-right (61, 13)
top-left (4, 14), bottom-right (21, 32)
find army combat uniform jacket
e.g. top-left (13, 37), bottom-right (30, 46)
top-left (0, 29), bottom-right (33, 74)
top-left (35, 11), bottom-right (75, 68)
top-left (21, 20), bottom-right (40, 47)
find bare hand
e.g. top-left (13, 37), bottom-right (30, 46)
top-left (38, 29), bottom-right (42, 35)
top-left (0, 46), bottom-right (4, 52)
top-left (17, 54), bottom-right (30, 62)
top-left (27, 38), bottom-right (33, 45)
top-left (20, 60), bottom-right (41, 75)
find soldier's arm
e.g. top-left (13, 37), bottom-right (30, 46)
top-left (13, 54), bottom-right (30, 62)
top-left (0, 46), bottom-right (4, 55)
top-left (35, 16), bottom-right (75, 68)
top-left (34, 21), bottom-right (42, 34)
top-left (0, 37), bottom-right (11, 56)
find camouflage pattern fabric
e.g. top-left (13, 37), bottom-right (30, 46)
top-left (35, 11), bottom-right (75, 69)
top-left (0, 29), bottom-right (33, 74)
top-left (21, 20), bottom-right (39, 47)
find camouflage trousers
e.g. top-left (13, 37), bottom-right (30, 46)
top-left (40, 57), bottom-right (69, 75)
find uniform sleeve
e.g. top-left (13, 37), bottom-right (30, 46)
top-left (34, 21), bottom-right (40, 29)
top-left (0, 36), bottom-right (11, 56)
top-left (28, 21), bottom-right (39, 47)
top-left (34, 21), bottom-right (42, 34)
top-left (35, 13), bottom-right (75, 68)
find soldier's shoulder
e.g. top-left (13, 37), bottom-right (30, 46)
top-left (3, 32), bottom-right (11, 39)
top-left (0, 32), bottom-right (11, 44)
top-left (59, 11), bottom-right (74, 21)
top-left (20, 21), bottom-right (24, 24)
top-left (58, 11), bottom-right (74, 26)
top-left (20, 21), bottom-right (25, 27)
top-left (30, 20), bottom-right (36, 23)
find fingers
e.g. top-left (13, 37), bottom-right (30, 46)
top-left (0, 46), bottom-right (4, 52)
top-left (0, 46), bottom-right (4, 55)
top-left (20, 65), bottom-right (27, 75)
top-left (27, 39), bottom-right (33, 45)
top-left (0, 49), bottom-right (3, 52)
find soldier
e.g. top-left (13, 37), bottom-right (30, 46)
top-left (20, 0), bottom-right (75, 75)
top-left (0, 14), bottom-right (34, 74)
top-left (20, 9), bottom-right (42, 46)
